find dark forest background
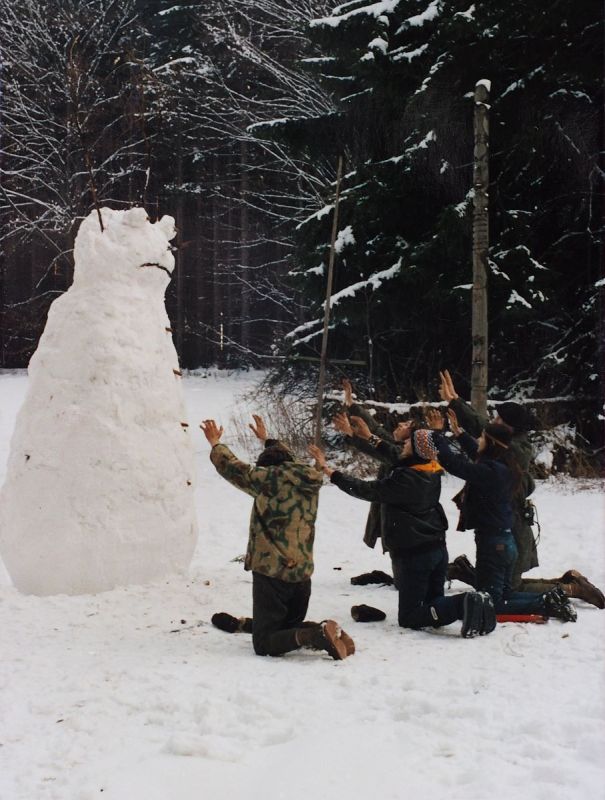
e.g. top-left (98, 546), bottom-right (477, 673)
top-left (1, 1), bottom-right (602, 419)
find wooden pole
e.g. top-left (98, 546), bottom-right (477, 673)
top-left (471, 79), bottom-right (490, 417)
top-left (313, 156), bottom-right (344, 446)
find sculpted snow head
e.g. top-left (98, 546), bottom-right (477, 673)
top-left (73, 207), bottom-right (177, 289)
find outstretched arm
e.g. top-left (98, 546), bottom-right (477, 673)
top-left (201, 419), bottom-right (268, 497)
top-left (439, 370), bottom-right (485, 436)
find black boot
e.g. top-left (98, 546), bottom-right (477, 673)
top-left (543, 586), bottom-right (577, 622)
top-left (295, 620), bottom-right (349, 660)
top-left (447, 555), bottom-right (477, 587)
top-left (351, 604), bottom-right (386, 622)
top-left (461, 592), bottom-right (484, 638)
top-left (211, 612), bottom-right (253, 633)
top-left (478, 591), bottom-right (497, 635)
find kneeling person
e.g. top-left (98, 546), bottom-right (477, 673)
top-left (309, 431), bottom-right (496, 638)
top-left (201, 416), bottom-right (353, 660)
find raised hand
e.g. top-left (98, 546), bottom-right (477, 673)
top-left (438, 369), bottom-right (459, 402)
top-left (342, 378), bottom-right (354, 407)
top-left (249, 414), bottom-right (268, 442)
top-left (307, 443), bottom-right (326, 468)
top-left (333, 412), bottom-right (353, 437)
top-left (308, 443), bottom-right (334, 477)
top-left (446, 409), bottom-right (462, 437)
top-left (200, 419), bottom-right (224, 446)
top-left (425, 407), bottom-right (445, 430)
top-left (350, 415), bottom-right (372, 440)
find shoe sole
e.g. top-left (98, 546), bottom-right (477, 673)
top-left (478, 592), bottom-right (496, 635)
top-left (461, 592), bottom-right (483, 638)
top-left (571, 577), bottom-right (605, 609)
top-left (321, 620), bottom-right (348, 660)
top-left (339, 629), bottom-right (355, 656)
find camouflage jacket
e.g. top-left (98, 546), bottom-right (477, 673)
top-left (209, 443), bottom-right (323, 582)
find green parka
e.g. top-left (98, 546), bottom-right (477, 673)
top-left (210, 443), bottom-right (323, 582)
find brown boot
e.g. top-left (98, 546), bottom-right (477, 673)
top-left (560, 571), bottom-right (605, 609)
top-left (295, 620), bottom-right (348, 660)
top-left (339, 628), bottom-right (356, 656)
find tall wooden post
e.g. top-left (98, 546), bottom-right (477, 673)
top-left (471, 79), bottom-right (490, 416)
top-left (313, 156), bottom-right (344, 446)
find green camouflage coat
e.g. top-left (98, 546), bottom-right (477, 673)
top-left (210, 443), bottom-right (323, 582)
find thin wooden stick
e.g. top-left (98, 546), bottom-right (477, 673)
top-left (313, 156), bottom-right (344, 447)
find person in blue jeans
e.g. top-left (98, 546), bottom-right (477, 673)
top-left (432, 411), bottom-right (576, 622)
top-left (309, 430), bottom-right (497, 638)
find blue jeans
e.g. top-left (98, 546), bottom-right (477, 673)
top-left (475, 530), bottom-right (545, 614)
top-left (392, 545), bottom-right (465, 629)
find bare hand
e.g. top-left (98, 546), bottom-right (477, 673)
top-left (249, 414), bottom-right (268, 442)
top-left (447, 409), bottom-right (462, 437)
top-left (333, 412), bottom-right (353, 437)
top-left (350, 415), bottom-right (372, 440)
top-left (342, 378), bottom-right (353, 407)
top-left (200, 419), bottom-right (224, 447)
top-left (425, 407), bottom-right (445, 430)
top-left (308, 444), bottom-right (326, 468)
top-left (438, 370), bottom-right (459, 402)
top-left (308, 444), bottom-right (334, 477)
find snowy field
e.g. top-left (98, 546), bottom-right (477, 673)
top-left (1, 370), bottom-right (604, 800)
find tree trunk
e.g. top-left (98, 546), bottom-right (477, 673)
top-left (471, 80), bottom-right (490, 417)
top-left (314, 156), bottom-right (344, 445)
top-left (240, 140), bottom-right (251, 351)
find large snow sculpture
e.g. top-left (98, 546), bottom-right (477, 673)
top-left (0, 208), bottom-right (198, 595)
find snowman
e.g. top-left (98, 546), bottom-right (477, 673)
top-left (0, 207), bottom-right (199, 595)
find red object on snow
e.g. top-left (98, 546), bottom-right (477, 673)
top-left (496, 614), bottom-right (548, 624)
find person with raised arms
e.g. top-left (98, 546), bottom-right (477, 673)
top-left (201, 416), bottom-right (354, 660)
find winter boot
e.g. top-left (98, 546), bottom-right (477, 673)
top-left (351, 604), bottom-right (387, 622)
top-left (543, 586), bottom-right (578, 622)
top-left (461, 592), bottom-right (485, 638)
top-left (295, 620), bottom-right (349, 660)
top-left (350, 570), bottom-right (394, 586)
top-left (559, 570), bottom-right (605, 609)
top-left (339, 628), bottom-right (356, 656)
top-left (447, 554), bottom-right (477, 587)
top-left (211, 612), bottom-right (253, 634)
top-left (478, 591), bottom-right (497, 635)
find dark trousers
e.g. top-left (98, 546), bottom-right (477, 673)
top-left (475, 530), bottom-right (545, 614)
top-left (252, 572), bottom-right (311, 656)
top-left (392, 545), bottom-right (464, 629)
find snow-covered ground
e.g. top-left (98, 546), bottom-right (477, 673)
top-left (1, 370), bottom-right (604, 800)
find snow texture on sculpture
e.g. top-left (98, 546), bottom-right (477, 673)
top-left (0, 207), bottom-right (199, 595)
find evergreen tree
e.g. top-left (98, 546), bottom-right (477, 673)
top-left (272, 0), bottom-right (602, 401)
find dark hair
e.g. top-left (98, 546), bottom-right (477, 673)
top-left (482, 424), bottom-right (523, 498)
top-left (256, 445), bottom-right (294, 467)
top-left (498, 402), bottom-right (536, 432)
